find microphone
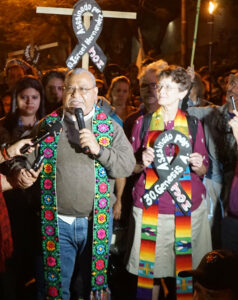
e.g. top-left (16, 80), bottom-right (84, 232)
top-left (75, 108), bottom-right (90, 153)
top-left (20, 120), bottom-right (63, 154)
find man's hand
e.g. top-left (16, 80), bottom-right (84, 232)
top-left (79, 128), bottom-right (100, 155)
top-left (7, 138), bottom-right (34, 158)
top-left (113, 199), bottom-right (122, 220)
top-left (14, 165), bottom-right (42, 189)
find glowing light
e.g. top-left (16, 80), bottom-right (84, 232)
top-left (208, 1), bottom-right (217, 15)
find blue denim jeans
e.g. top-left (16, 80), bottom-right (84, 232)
top-left (58, 210), bottom-right (113, 300)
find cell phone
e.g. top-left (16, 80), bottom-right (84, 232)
top-left (231, 96), bottom-right (237, 111)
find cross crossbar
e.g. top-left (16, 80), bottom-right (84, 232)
top-left (36, 7), bottom-right (137, 19)
top-left (8, 42), bottom-right (59, 57)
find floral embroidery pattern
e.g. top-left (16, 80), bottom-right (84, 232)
top-left (98, 198), bottom-right (107, 209)
top-left (97, 213), bottom-right (106, 224)
top-left (98, 123), bottom-right (109, 133)
top-left (48, 286), bottom-right (58, 297)
top-left (44, 195), bottom-right (53, 205)
top-left (99, 168), bottom-right (106, 178)
top-left (96, 244), bottom-right (105, 255)
top-left (99, 182), bottom-right (107, 193)
top-left (45, 136), bottom-right (55, 143)
top-left (96, 275), bottom-right (105, 285)
top-left (40, 110), bottom-right (63, 299)
top-left (43, 148), bottom-right (53, 158)
top-left (47, 256), bottom-right (56, 267)
top-left (98, 136), bottom-right (110, 147)
top-left (48, 271), bottom-right (58, 282)
top-left (45, 225), bottom-right (55, 236)
top-left (96, 112), bottom-right (107, 120)
top-left (91, 106), bottom-right (113, 292)
top-left (44, 210), bottom-right (54, 221)
top-left (97, 229), bottom-right (106, 240)
top-left (44, 163), bottom-right (53, 174)
top-left (46, 241), bottom-right (56, 251)
top-left (44, 179), bottom-right (52, 190)
top-left (95, 259), bottom-right (105, 270)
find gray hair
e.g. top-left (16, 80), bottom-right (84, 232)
top-left (65, 68), bottom-right (96, 87)
top-left (228, 72), bottom-right (238, 86)
top-left (139, 59), bottom-right (168, 82)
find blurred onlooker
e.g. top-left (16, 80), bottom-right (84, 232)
top-left (126, 63), bottom-right (140, 98)
top-left (96, 78), bottom-right (107, 97)
top-left (124, 59), bottom-right (168, 140)
top-left (189, 73), bottom-right (212, 107)
top-left (120, 60), bottom-right (168, 231)
top-left (0, 76), bottom-right (45, 144)
top-left (0, 75), bottom-right (45, 299)
top-left (187, 72), bottom-right (238, 248)
top-left (42, 69), bottom-right (65, 114)
top-left (107, 75), bottom-right (136, 122)
top-left (103, 63), bottom-right (124, 88)
top-left (179, 249), bottom-right (238, 300)
top-left (0, 59), bottom-right (38, 117)
top-left (221, 110), bottom-right (238, 253)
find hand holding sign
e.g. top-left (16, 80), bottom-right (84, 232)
top-left (66, 0), bottom-right (107, 72)
top-left (142, 147), bottom-right (155, 168)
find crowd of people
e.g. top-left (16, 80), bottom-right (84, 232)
top-left (0, 57), bottom-right (238, 300)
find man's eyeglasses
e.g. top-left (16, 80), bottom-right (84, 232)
top-left (64, 86), bottom-right (95, 95)
top-left (140, 82), bottom-right (157, 90)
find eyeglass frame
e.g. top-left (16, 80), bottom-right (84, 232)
top-left (156, 84), bottom-right (179, 92)
top-left (64, 85), bottom-right (96, 95)
top-left (140, 82), bottom-right (157, 90)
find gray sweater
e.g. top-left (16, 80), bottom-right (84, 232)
top-left (15, 109), bottom-right (136, 217)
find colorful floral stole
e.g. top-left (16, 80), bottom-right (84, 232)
top-left (40, 106), bottom-right (113, 299)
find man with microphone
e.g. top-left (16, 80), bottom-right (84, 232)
top-left (14, 68), bottom-right (135, 300)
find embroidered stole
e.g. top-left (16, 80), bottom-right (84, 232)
top-left (40, 107), bottom-right (113, 299)
top-left (137, 108), bottom-right (193, 300)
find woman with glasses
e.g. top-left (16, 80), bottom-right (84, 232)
top-left (126, 66), bottom-right (212, 299)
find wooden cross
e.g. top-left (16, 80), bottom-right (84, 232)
top-left (36, 6), bottom-right (137, 70)
top-left (8, 42), bottom-right (59, 58)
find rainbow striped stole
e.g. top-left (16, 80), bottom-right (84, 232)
top-left (137, 108), bottom-right (193, 300)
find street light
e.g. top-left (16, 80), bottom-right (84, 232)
top-left (208, 1), bottom-right (217, 100)
top-left (208, 1), bottom-right (217, 15)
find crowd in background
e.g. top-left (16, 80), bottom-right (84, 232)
top-left (0, 56), bottom-right (238, 300)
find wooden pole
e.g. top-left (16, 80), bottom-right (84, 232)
top-left (190, 0), bottom-right (201, 68)
top-left (181, 0), bottom-right (187, 67)
top-left (82, 15), bottom-right (90, 70)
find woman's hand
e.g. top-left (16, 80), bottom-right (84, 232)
top-left (142, 147), bottom-right (155, 168)
top-left (189, 152), bottom-right (207, 176)
top-left (14, 165), bottom-right (43, 189)
top-left (7, 138), bottom-right (34, 158)
top-left (229, 111), bottom-right (238, 144)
